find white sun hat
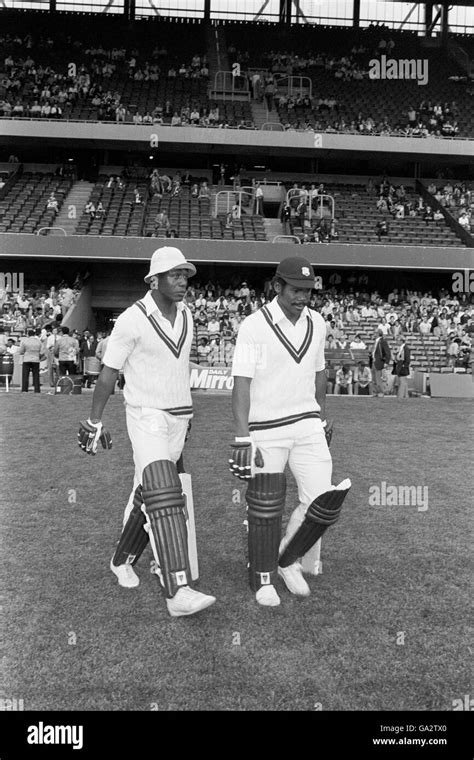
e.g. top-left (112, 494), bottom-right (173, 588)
top-left (144, 246), bottom-right (197, 283)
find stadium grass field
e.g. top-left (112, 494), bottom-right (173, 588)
top-left (1, 390), bottom-right (472, 712)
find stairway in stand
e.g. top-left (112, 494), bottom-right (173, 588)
top-left (51, 181), bottom-right (95, 235)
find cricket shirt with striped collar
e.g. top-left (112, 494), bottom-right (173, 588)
top-left (231, 296), bottom-right (326, 439)
top-left (103, 290), bottom-right (193, 417)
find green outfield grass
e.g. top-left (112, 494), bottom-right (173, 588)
top-left (0, 391), bottom-right (472, 711)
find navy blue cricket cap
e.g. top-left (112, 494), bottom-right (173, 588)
top-left (275, 257), bottom-right (315, 289)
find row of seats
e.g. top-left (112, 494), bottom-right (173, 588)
top-left (326, 317), bottom-right (450, 372)
top-left (1, 16), bottom-right (472, 135)
top-left (285, 182), bottom-right (466, 247)
top-left (74, 177), bottom-right (148, 237)
top-left (0, 172), bottom-right (72, 234)
top-left (227, 23), bottom-right (473, 137)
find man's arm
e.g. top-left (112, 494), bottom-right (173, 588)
top-left (89, 365), bottom-right (119, 422)
top-left (232, 375), bottom-right (252, 437)
top-left (315, 369), bottom-right (327, 420)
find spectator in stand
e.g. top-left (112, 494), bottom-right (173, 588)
top-left (197, 337), bottom-right (211, 364)
top-left (294, 194), bottom-right (308, 228)
top-left (458, 211), bottom-right (471, 231)
top-left (59, 285), bottom-right (75, 317)
top-left (254, 181), bottom-right (264, 215)
top-left (376, 219), bottom-right (389, 241)
top-left (354, 361), bottom-right (372, 395)
top-left (280, 202), bottom-right (292, 233)
top-left (207, 312), bottom-right (220, 341)
top-left (329, 218), bottom-right (339, 240)
top-left (336, 332), bottom-right (348, 350)
top-left (46, 193), bottom-right (58, 212)
top-left (418, 315), bottom-right (432, 335)
top-left (154, 210), bottom-right (170, 233)
top-left (198, 181), bottom-right (210, 200)
top-left (423, 206), bottom-right (434, 224)
top-left (115, 104), bottom-right (127, 122)
top-left (349, 334), bottom-right (367, 350)
top-left (377, 316), bottom-right (390, 336)
top-left (85, 201), bottom-right (96, 218)
top-left (264, 78), bottom-right (276, 111)
top-left (334, 364), bottom-right (353, 395)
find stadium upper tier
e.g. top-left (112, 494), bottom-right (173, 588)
top-left (0, 166), bottom-right (471, 248)
top-left (0, 15), bottom-right (472, 136)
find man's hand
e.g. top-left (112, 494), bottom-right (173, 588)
top-left (229, 438), bottom-right (264, 480)
top-left (322, 419), bottom-right (334, 448)
top-left (78, 419), bottom-right (112, 455)
top-left (185, 420), bottom-right (192, 442)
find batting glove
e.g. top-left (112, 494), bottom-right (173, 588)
top-left (229, 437), bottom-right (264, 480)
top-left (78, 418), bottom-right (113, 455)
top-left (322, 419), bottom-right (334, 448)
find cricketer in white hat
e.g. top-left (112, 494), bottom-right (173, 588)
top-left (77, 243), bottom-right (216, 617)
top-left (144, 246), bottom-right (196, 283)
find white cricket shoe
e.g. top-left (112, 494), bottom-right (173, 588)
top-left (255, 585), bottom-right (281, 607)
top-left (278, 562), bottom-right (310, 597)
top-left (110, 559), bottom-right (140, 588)
top-left (166, 586), bottom-right (216, 617)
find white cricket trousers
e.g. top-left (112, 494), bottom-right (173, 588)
top-left (122, 405), bottom-right (189, 524)
top-left (250, 417), bottom-right (333, 560)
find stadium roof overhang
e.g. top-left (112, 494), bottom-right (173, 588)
top-left (1, 120), bottom-right (473, 164)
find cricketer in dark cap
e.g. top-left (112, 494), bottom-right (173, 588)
top-left (229, 255), bottom-right (350, 608)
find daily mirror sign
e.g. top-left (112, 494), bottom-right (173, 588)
top-left (189, 363), bottom-right (233, 391)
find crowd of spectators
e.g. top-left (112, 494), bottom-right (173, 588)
top-left (1, 26), bottom-right (470, 136)
top-left (1, 275), bottom-right (472, 391)
top-left (229, 31), bottom-right (467, 137)
top-left (0, 279), bottom-right (82, 332)
top-left (426, 179), bottom-right (473, 233)
top-left (0, 31), bottom-right (214, 125)
top-left (369, 176), bottom-right (450, 237)
top-left (400, 100), bottom-right (461, 138)
top-left (181, 279), bottom-right (473, 374)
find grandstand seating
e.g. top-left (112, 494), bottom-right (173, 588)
top-left (226, 23), bottom-right (474, 137)
top-left (75, 176), bottom-right (148, 237)
top-left (284, 182), bottom-right (467, 247)
top-left (1, 168), bottom-right (469, 246)
top-left (336, 317), bottom-right (450, 372)
top-left (0, 16), bottom-right (472, 135)
top-left (0, 172), bottom-right (72, 234)
top-left (188, 312), bottom-right (452, 373)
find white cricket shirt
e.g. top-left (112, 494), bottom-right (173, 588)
top-left (231, 297), bottom-right (326, 435)
top-left (104, 290), bottom-right (193, 416)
